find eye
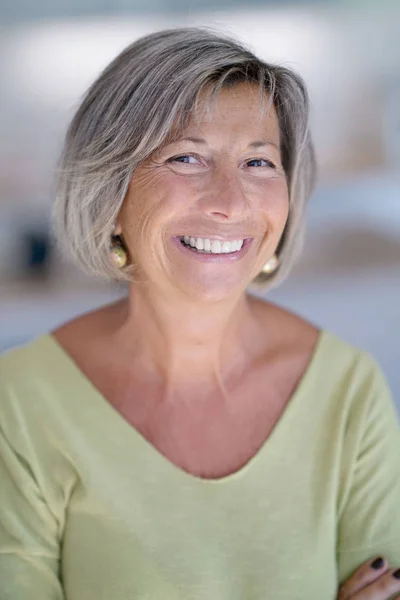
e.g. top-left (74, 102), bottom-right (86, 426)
top-left (246, 158), bottom-right (276, 169)
top-left (167, 154), bottom-right (201, 165)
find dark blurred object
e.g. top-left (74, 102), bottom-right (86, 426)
top-left (22, 229), bottom-right (51, 278)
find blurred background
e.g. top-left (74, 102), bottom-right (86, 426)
top-left (0, 0), bottom-right (399, 404)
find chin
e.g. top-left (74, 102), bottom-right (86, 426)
top-left (177, 275), bottom-right (249, 304)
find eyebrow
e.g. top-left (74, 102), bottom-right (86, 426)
top-left (248, 140), bottom-right (279, 151)
top-left (169, 137), bottom-right (280, 151)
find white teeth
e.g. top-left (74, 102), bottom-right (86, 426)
top-left (204, 239), bottom-right (211, 252)
top-left (180, 236), bottom-right (245, 254)
top-left (211, 240), bottom-right (222, 254)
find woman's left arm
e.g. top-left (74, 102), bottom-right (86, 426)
top-left (337, 356), bottom-right (400, 584)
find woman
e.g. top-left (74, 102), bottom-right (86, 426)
top-left (0, 27), bottom-right (399, 600)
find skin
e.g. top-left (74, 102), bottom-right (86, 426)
top-left (337, 556), bottom-right (400, 599)
top-left (114, 82), bottom-right (290, 394)
top-left (55, 82), bottom-right (321, 479)
top-left (54, 82), bottom-right (400, 597)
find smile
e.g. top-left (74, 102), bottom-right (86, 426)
top-left (173, 236), bottom-right (253, 263)
top-left (180, 235), bottom-right (244, 254)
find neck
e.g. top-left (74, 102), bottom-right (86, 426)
top-left (114, 284), bottom-right (262, 395)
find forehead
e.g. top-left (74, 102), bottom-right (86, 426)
top-left (168, 82), bottom-right (280, 143)
top-left (204, 82), bottom-right (275, 122)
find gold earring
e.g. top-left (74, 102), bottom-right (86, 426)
top-left (261, 254), bottom-right (279, 275)
top-left (110, 237), bottom-right (128, 269)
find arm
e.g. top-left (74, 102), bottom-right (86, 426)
top-left (0, 421), bottom-right (64, 599)
top-left (337, 355), bottom-right (400, 584)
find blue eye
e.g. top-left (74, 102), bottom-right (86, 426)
top-left (168, 154), bottom-right (199, 164)
top-left (247, 158), bottom-right (276, 168)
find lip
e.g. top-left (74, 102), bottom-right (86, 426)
top-left (172, 236), bottom-right (253, 262)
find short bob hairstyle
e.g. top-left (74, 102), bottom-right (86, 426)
top-left (54, 27), bottom-right (316, 289)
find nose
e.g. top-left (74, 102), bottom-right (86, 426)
top-left (198, 164), bottom-right (250, 221)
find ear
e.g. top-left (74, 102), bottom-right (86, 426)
top-left (114, 222), bottom-right (123, 236)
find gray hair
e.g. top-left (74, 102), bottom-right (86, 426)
top-left (53, 27), bottom-right (316, 289)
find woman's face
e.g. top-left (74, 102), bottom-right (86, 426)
top-left (118, 82), bottom-right (289, 301)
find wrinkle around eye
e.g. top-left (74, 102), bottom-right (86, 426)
top-left (167, 154), bottom-right (204, 165)
top-left (165, 156), bottom-right (208, 175)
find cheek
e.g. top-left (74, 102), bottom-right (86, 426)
top-left (119, 197), bottom-right (147, 243)
top-left (120, 172), bottom-right (162, 231)
top-left (119, 173), bottom-right (192, 252)
top-left (258, 178), bottom-right (289, 223)
top-left (154, 172), bottom-right (199, 211)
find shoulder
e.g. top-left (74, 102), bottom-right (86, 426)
top-left (0, 335), bottom-right (53, 383)
top-left (0, 334), bottom-right (75, 433)
top-left (0, 337), bottom-right (62, 477)
top-left (260, 302), bottom-right (399, 446)
top-left (0, 335), bottom-right (56, 407)
top-left (0, 336), bottom-right (80, 511)
top-left (51, 298), bottom-right (128, 363)
top-left (251, 296), bottom-right (390, 399)
top-left (249, 295), bottom-right (320, 357)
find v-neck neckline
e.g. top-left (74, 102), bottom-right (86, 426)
top-left (40, 328), bottom-right (327, 486)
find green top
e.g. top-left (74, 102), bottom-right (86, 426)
top-left (0, 330), bottom-right (400, 600)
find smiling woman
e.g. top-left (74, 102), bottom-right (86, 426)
top-left (52, 28), bottom-right (314, 290)
top-left (1, 27), bottom-right (400, 600)
top-left (114, 83), bottom-right (289, 300)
